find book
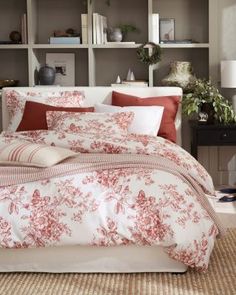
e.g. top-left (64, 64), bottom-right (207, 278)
top-left (106, 41), bottom-right (136, 44)
top-left (21, 13), bottom-right (27, 44)
top-left (49, 37), bottom-right (81, 44)
top-left (102, 15), bottom-right (108, 43)
top-left (93, 13), bottom-right (98, 44)
top-left (81, 14), bottom-right (88, 44)
top-left (152, 13), bottom-right (159, 44)
top-left (160, 39), bottom-right (194, 44)
top-left (122, 80), bottom-right (148, 87)
top-left (96, 14), bottom-right (102, 45)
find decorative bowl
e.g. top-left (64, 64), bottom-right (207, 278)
top-left (0, 79), bottom-right (19, 89)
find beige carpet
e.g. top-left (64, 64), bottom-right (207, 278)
top-left (0, 229), bottom-right (235, 295)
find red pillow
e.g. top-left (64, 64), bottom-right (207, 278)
top-left (17, 101), bottom-right (94, 131)
top-left (112, 91), bottom-right (180, 143)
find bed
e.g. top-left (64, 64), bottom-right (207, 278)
top-left (0, 87), bottom-right (224, 273)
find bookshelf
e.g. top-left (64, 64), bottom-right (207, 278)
top-left (0, 0), bottom-right (218, 87)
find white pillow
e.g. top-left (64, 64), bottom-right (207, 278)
top-left (94, 104), bottom-right (164, 136)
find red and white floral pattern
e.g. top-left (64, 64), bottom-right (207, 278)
top-left (4, 90), bottom-right (85, 131)
top-left (0, 130), bottom-right (220, 271)
top-left (46, 111), bottom-right (135, 135)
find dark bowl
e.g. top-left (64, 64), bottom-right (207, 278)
top-left (0, 79), bottom-right (19, 89)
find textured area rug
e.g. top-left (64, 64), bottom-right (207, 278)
top-left (0, 229), bottom-right (235, 295)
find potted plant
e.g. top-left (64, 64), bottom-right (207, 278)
top-left (182, 78), bottom-right (236, 124)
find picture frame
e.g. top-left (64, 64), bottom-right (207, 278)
top-left (159, 18), bottom-right (175, 42)
top-left (46, 53), bottom-right (75, 86)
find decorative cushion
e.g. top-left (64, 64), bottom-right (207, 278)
top-left (0, 140), bottom-right (76, 167)
top-left (94, 103), bottom-right (164, 136)
top-left (112, 91), bottom-right (180, 143)
top-left (46, 111), bottom-right (134, 135)
top-left (17, 101), bottom-right (94, 131)
top-left (4, 89), bottom-right (85, 131)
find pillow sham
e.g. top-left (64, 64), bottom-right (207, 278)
top-left (94, 103), bottom-right (164, 136)
top-left (17, 101), bottom-right (94, 131)
top-left (112, 91), bottom-right (181, 143)
top-left (46, 111), bottom-right (134, 135)
top-left (0, 140), bottom-right (76, 167)
top-left (4, 89), bottom-right (85, 131)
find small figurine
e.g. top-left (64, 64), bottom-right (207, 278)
top-left (115, 75), bottom-right (121, 84)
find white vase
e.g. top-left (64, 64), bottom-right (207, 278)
top-left (161, 61), bottom-right (196, 92)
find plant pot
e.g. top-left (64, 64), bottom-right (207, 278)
top-left (108, 28), bottom-right (123, 42)
top-left (200, 103), bottom-right (215, 124)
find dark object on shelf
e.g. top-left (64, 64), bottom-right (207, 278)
top-left (218, 195), bottom-right (236, 202)
top-left (160, 39), bottom-right (195, 44)
top-left (38, 65), bottom-right (56, 85)
top-left (0, 79), bottom-right (19, 89)
top-left (53, 28), bottom-right (80, 37)
top-left (9, 31), bottom-right (22, 43)
top-left (0, 41), bottom-right (17, 44)
top-left (219, 188), bottom-right (236, 194)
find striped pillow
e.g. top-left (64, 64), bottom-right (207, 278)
top-left (0, 141), bottom-right (76, 167)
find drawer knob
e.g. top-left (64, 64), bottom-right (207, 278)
top-left (222, 133), bottom-right (227, 137)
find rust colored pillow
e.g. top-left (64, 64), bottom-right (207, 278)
top-left (112, 91), bottom-right (180, 143)
top-left (17, 101), bottom-right (94, 131)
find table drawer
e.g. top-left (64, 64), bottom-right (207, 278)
top-left (197, 129), bottom-right (236, 145)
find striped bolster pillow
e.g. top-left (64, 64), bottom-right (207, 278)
top-left (0, 141), bottom-right (76, 167)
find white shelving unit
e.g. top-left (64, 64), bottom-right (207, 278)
top-left (0, 0), bottom-right (218, 87)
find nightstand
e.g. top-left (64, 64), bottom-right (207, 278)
top-left (190, 121), bottom-right (236, 159)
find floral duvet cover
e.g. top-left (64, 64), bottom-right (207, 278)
top-left (0, 130), bottom-right (224, 271)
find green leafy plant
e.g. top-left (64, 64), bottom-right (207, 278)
top-left (182, 79), bottom-right (236, 124)
top-left (118, 24), bottom-right (139, 41)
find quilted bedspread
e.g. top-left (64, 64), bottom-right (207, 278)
top-left (0, 130), bottom-right (224, 271)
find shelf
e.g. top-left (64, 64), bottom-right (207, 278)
top-left (92, 44), bottom-right (142, 49)
top-left (159, 43), bottom-right (209, 49)
top-left (0, 0), bottom-right (213, 87)
top-left (0, 45), bottom-right (29, 50)
top-left (32, 44), bottom-right (89, 49)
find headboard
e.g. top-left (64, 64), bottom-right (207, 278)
top-left (1, 86), bottom-right (182, 145)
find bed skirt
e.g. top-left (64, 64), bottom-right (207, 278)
top-left (0, 245), bottom-right (187, 273)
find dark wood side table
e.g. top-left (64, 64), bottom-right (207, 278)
top-left (190, 121), bottom-right (236, 159)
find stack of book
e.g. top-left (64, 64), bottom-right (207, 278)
top-left (49, 37), bottom-right (80, 44)
top-left (111, 80), bottom-right (148, 87)
top-left (93, 13), bottom-right (108, 44)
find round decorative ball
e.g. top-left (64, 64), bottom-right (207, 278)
top-left (9, 31), bottom-right (22, 43)
top-left (38, 65), bottom-right (56, 85)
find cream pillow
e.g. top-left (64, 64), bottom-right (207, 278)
top-left (0, 140), bottom-right (76, 167)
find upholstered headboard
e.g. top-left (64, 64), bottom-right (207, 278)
top-left (1, 86), bottom-right (182, 145)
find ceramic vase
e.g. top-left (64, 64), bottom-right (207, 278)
top-left (38, 64), bottom-right (56, 85)
top-left (161, 61), bottom-right (196, 92)
top-left (108, 28), bottom-right (123, 42)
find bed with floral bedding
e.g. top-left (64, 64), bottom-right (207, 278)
top-left (0, 87), bottom-right (224, 273)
